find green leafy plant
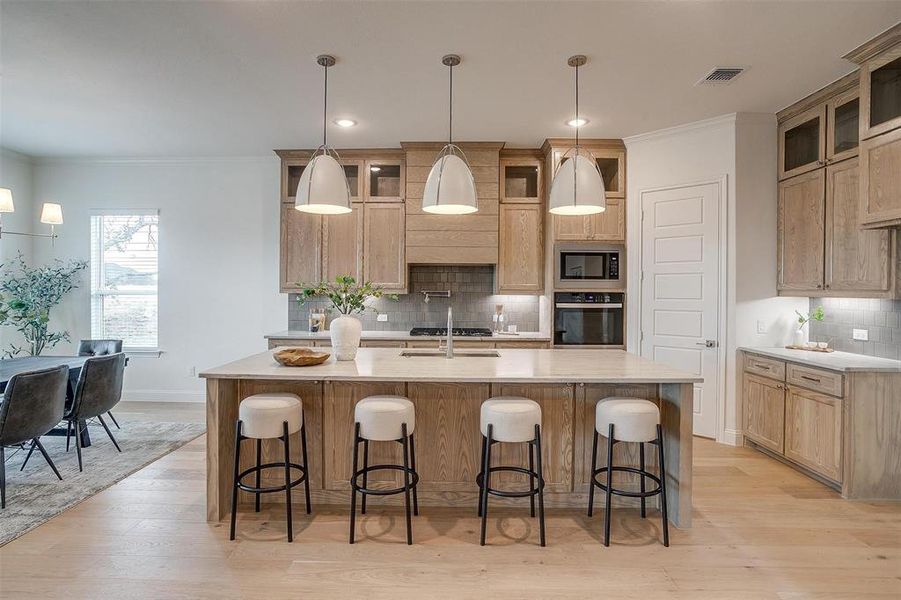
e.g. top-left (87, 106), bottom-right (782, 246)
top-left (795, 306), bottom-right (825, 331)
top-left (297, 275), bottom-right (397, 316)
top-left (0, 253), bottom-right (88, 357)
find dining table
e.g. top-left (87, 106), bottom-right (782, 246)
top-left (0, 355), bottom-right (93, 446)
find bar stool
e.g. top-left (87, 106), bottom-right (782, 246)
top-left (477, 397), bottom-right (546, 547)
top-left (349, 395), bottom-right (419, 545)
top-left (229, 393), bottom-right (311, 542)
top-left (588, 397), bottom-right (668, 547)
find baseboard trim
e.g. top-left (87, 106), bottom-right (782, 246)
top-left (122, 389), bottom-right (205, 403)
top-left (721, 428), bottom-right (743, 447)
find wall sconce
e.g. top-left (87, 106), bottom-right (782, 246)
top-left (0, 188), bottom-right (64, 246)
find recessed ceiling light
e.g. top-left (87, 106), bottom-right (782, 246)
top-left (370, 166), bottom-right (381, 172)
top-left (566, 118), bottom-right (589, 128)
top-left (334, 119), bottom-right (357, 128)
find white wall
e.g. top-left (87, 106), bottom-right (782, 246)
top-left (32, 157), bottom-right (286, 401)
top-left (624, 114), bottom-right (805, 445)
top-left (0, 149), bottom-right (36, 353)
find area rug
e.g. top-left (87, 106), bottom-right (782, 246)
top-left (0, 419), bottom-right (205, 546)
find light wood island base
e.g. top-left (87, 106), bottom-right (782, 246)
top-left (202, 349), bottom-right (699, 528)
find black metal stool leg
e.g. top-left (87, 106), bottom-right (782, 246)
top-left (587, 430), bottom-right (598, 517)
top-left (254, 439), bottom-right (262, 513)
top-left (528, 440), bottom-right (536, 518)
top-left (229, 421), bottom-right (243, 541)
top-left (97, 415), bottom-right (121, 452)
top-left (65, 420), bottom-right (72, 452)
top-left (74, 420), bottom-right (84, 472)
top-left (19, 440), bottom-right (37, 471)
top-left (400, 423), bottom-right (413, 545)
top-left (534, 424), bottom-right (546, 547)
top-left (604, 423), bottom-right (614, 547)
top-left (477, 433), bottom-right (487, 517)
top-left (639, 443), bottom-right (646, 518)
top-left (107, 410), bottom-right (120, 429)
top-left (1, 447), bottom-right (5, 509)
top-left (409, 432), bottom-right (419, 516)
top-left (33, 438), bottom-right (62, 481)
top-left (301, 423), bottom-right (312, 515)
top-left (479, 424), bottom-right (493, 546)
top-left (282, 421), bottom-right (294, 543)
top-left (657, 424), bottom-right (669, 547)
top-left (361, 439), bottom-right (369, 515)
top-left (349, 422), bottom-right (360, 544)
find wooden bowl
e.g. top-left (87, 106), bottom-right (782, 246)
top-left (273, 347), bottom-right (330, 367)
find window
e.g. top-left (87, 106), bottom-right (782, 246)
top-left (90, 211), bottom-right (159, 350)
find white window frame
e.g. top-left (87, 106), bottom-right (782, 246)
top-left (90, 209), bottom-right (160, 352)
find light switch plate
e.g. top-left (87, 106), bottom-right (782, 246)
top-left (853, 328), bottom-right (868, 341)
top-left (756, 320), bottom-right (767, 334)
top-left (377, 313), bottom-right (388, 322)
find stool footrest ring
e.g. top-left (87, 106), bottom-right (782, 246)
top-left (237, 462), bottom-right (308, 494)
top-left (476, 465), bottom-right (545, 499)
top-left (351, 464), bottom-right (420, 497)
top-left (590, 466), bottom-right (661, 498)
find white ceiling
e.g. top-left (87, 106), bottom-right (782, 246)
top-left (2, 1), bottom-right (900, 157)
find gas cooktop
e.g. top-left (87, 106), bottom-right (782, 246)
top-left (409, 327), bottom-right (493, 337)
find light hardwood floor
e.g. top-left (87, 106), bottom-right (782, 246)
top-left (0, 403), bottom-right (899, 599)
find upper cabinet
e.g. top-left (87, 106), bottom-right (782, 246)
top-left (365, 160), bottom-right (405, 202)
top-left (845, 24), bottom-right (901, 228)
top-left (779, 105), bottom-right (827, 180)
top-left (541, 139), bottom-right (626, 243)
top-left (826, 87), bottom-right (860, 163)
top-left (497, 150), bottom-right (544, 294)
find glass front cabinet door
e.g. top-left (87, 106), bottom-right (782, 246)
top-left (860, 48), bottom-right (901, 140)
top-left (779, 105), bottom-right (827, 180)
top-left (826, 87), bottom-right (860, 163)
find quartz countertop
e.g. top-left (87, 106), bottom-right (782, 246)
top-left (265, 330), bottom-right (551, 342)
top-left (740, 346), bottom-right (901, 373)
top-left (201, 348), bottom-right (701, 384)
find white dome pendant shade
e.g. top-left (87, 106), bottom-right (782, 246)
top-left (294, 54), bottom-right (352, 215)
top-left (295, 152), bottom-right (352, 215)
top-left (422, 54), bottom-right (478, 215)
top-left (422, 147), bottom-right (478, 215)
top-left (549, 54), bottom-right (605, 216)
top-left (548, 152), bottom-right (606, 216)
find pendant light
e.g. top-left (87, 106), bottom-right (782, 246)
top-left (549, 55), bottom-right (606, 216)
top-left (422, 54), bottom-right (478, 215)
top-left (295, 54), bottom-right (352, 215)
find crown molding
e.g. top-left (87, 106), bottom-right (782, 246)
top-left (1, 147), bottom-right (36, 163)
top-left (33, 155), bottom-right (277, 166)
top-left (623, 113), bottom-right (738, 145)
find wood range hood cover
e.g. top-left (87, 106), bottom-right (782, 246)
top-left (402, 142), bottom-right (504, 265)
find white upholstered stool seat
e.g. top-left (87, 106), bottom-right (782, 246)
top-left (595, 397), bottom-right (659, 443)
top-left (481, 397), bottom-right (542, 443)
top-left (355, 396), bottom-right (415, 441)
top-left (239, 393), bottom-right (303, 440)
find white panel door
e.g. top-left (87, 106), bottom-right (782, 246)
top-left (641, 182), bottom-right (721, 439)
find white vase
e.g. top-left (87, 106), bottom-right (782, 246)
top-left (330, 315), bottom-right (362, 361)
top-left (792, 326), bottom-right (807, 348)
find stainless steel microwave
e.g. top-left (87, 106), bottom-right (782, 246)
top-left (554, 243), bottom-right (625, 290)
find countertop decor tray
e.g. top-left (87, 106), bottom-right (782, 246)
top-left (274, 347), bottom-right (331, 366)
top-left (784, 345), bottom-right (835, 353)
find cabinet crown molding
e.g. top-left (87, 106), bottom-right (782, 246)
top-left (843, 22), bottom-right (901, 64)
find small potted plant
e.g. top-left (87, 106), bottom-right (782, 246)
top-left (793, 306), bottom-right (825, 347)
top-left (298, 275), bottom-right (397, 360)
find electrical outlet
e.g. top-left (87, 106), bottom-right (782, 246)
top-left (852, 328), bottom-right (869, 341)
top-left (756, 320), bottom-right (767, 334)
top-left (377, 313), bottom-right (388, 322)
top-left (189, 366), bottom-right (196, 377)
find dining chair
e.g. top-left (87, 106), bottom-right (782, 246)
top-left (0, 365), bottom-right (69, 509)
top-left (65, 353), bottom-right (126, 472)
top-left (78, 339), bottom-right (124, 429)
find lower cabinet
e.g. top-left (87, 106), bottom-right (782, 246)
top-left (784, 387), bottom-right (843, 483)
top-left (742, 373), bottom-right (785, 454)
top-left (741, 352), bottom-right (843, 485)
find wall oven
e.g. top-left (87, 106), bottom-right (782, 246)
top-left (553, 292), bottom-right (625, 347)
top-left (554, 243), bottom-right (625, 290)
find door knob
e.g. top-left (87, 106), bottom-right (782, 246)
top-left (696, 340), bottom-right (717, 348)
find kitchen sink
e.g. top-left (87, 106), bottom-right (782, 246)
top-left (400, 350), bottom-right (500, 358)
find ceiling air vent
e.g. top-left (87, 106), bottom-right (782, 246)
top-left (698, 67), bottom-right (745, 85)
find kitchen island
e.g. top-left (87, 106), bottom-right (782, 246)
top-left (201, 348), bottom-right (701, 527)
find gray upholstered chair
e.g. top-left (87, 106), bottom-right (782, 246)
top-left (78, 339), bottom-right (124, 428)
top-left (0, 365), bottom-right (69, 509)
top-left (65, 353), bottom-right (126, 472)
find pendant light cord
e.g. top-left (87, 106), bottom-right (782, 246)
top-left (574, 62), bottom-right (580, 147)
top-left (322, 62), bottom-right (329, 147)
top-left (448, 62), bottom-right (454, 145)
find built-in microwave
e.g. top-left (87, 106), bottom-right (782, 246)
top-left (554, 243), bottom-right (625, 290)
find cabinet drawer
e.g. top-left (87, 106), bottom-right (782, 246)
top-left (744, 354), bottom-right (786, 380)
top-left (786, 363), bottom-right (843, 397)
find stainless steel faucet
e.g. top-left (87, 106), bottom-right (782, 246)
top-left (445, 306), bottom-right (454, 359)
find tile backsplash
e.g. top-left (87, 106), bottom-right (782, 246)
top-left (288, 265), bottom-right (540, 332)
top-left (809, 297), bottom-right (901, 360)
